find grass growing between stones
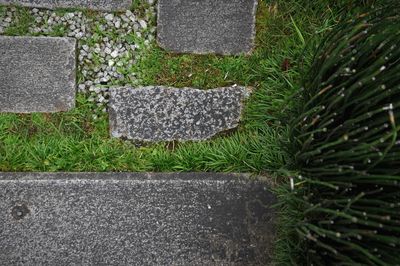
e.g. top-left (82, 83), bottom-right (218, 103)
top-left (2, 7), bottom-right (34, 35)
top-left (0, 0), bottom-right (338, 175)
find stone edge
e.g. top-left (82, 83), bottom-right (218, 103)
top-left (0, 172), bottom-right (259, 181)
top-left (65, 36), bottom-right (77, 112)
top-left (108, 86), bottom-right (124, 139)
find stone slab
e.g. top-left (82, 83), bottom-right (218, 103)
top-left (0, 0), bottom-right (132, 11)
top-left (0, 36), bottom-right (76, 113)
top-left (157, 0), bottom-right (258, 55)
top-left (0, 172), bottom-right (276, 265)
top-left (109, 86), bottom-right (250, 141)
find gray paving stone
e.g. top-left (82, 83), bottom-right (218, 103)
top-left (0, 0), bottom-right (132, 11)
top-left (157, 0), bottom-right (258, 55)
top-left (109, 86), bottom-right (250, 142)
top-left (0, 172), bottom-right (276, 265)
top-left (0, 36), bottom-right (76, 113)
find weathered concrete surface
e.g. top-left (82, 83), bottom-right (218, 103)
top-left (109, 86), bottom-right (251, 142)
top-left (0, 172), bottom-right (276, 265)
top-left (0, 0), bottom-right (132, 11)
top-left (157, 0), bottom-right (258, 55)
top-left (0, 36), bottom-right (76, 113)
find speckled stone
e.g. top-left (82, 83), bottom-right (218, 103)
top-left (109, 86), bottom-right (250, 141)
top-left (157, 0), bottom-right (258, 55)
top-left (0, 172), bottom-right (276, 265)
top-left (0, 36), bottom-right (76, 113)
top-left (0, 0), bottom-right (132, 11)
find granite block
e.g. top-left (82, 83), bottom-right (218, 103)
top-left (0, 36), bottom-right (76, 113)
top-left (109, 86), bottom-right (250, 141)
top-left (157, 0), bottom-right (258, 55)
top-left (0, 172), bottom-right (276, 265)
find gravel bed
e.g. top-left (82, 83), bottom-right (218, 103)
top-left (0, 2), bottom-right (156, 116)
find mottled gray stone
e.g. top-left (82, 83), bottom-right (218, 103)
top-left (109, 86), bottom-right (250, 141)
top-left (0, 172), bottom-right (276, 265)
top-left (157, 0), bottom-right (258, 55)
top-left (0, 0), bottom-right (132, 11)
top-left (0, 36), bottom-right (76, 113)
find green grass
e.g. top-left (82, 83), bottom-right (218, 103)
top-left (0, 95), bottom-right (286, 172)
top-left (3, 7), bottom-right (34, 35)
top-left (0, 0), bottom-right (344, 175)
top-left (2, 0), bottom-right (336, 174)
top-left (0, 6), bottom-right (5, 16)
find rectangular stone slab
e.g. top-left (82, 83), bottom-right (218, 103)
top-left (0, 172), bottom-right (276, 265)
top-left (157, 0), bottom-right (258, 55)
top-left (109, 86), bottom-right (250, 142)
top-left (0, 0), bottom-right (132, 11)
top-left (0, 36), bottom-right (76, 113)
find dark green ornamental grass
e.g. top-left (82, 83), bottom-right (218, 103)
top-left (289, 3), bottom-right (400, 265)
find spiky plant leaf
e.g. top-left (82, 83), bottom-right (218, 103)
top-left (290, 4), bottom-right (400, 265)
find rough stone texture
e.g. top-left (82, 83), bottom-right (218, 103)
top-left (0, 172), bottom-right (276, 265)
top-left (0, 36), bottom-right (76, 113)
top-left (0, 0), bottom-right (132, 11)
top-left (109, 86), bottom-right (250, 141)
top-left (157, 0), bottom-right (258, 55)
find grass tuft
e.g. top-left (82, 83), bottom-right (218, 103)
top-left (4, 6), bottom-right (34, 35)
